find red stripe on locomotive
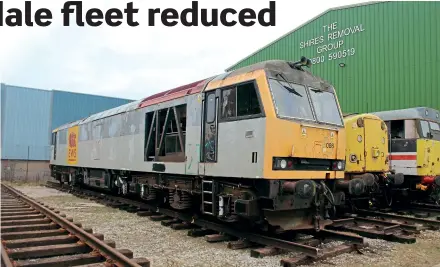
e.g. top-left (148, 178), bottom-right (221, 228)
top-left (389, 154), bottom-right (417, 160)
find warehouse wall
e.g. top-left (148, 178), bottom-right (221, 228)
top-left (51, 90), bottom-right (134, 130)
top-left (226, 2), bottom-right (440, 113)
top-left (1, 84), bottom-right (52, 160)
top-left (1, 84), bottom-right (135, 161)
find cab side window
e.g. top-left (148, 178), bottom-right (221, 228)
top-left (237, 83), bottom-right (261, 116)
top-left (206, 93), bottom-right (216, 123)
top-left (52, 132), bottom-right (57, 160)
top-left (404, 119), bottom-right (418, 139)
top-left (221, 88), bottom-right (236, 119)
top-left (390, 120), bottom-right (405, 139)
top-left (220, 82), bottom-right (262, 121)
top-left (419, 120), bottom-right (430, 137)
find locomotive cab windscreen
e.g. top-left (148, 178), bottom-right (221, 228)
top-left (387, 119), bottom-right (440, 141)
top-left (262, 61), bottom-right (346, 182)
top-left (419, 120), bottom-right (440, 140)
top-left (268, 80), bottom-right (342, 126)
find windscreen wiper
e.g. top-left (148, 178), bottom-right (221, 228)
top-left (310, 88), bottom-right (324, 93)
top-left (275, 73), bottom-right (303, 97)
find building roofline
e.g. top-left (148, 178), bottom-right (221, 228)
top-left (2, 83), bottom-right (135, 102)
top-left (1, 83), bottom-right (51, 93)
top-left (51, 89), bottom-right (135, 101)
top-left (225, 1), bottom-right (387, 71)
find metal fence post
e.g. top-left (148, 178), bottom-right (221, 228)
top-left (26, 145), bottom-right (29, 180)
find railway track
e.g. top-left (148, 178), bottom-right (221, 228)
top-left (43, 181), bottom-right (440, 266)
top-left (409, 202), bottom-right (440, 211)
top-left (325, 204), bottom-right (440, 242)
top-left (353, 208), bottom-right (440, 231)
top-left (395, 203), bottom-right (440, 220)
top-left (45, 181), bottom-right (369, 266)
top-left (327, 216), bottom-right (418, 243)
top-left (0, 183), bottom-right (150, 267)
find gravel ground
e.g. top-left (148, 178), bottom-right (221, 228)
top-left (8, 185), bottom-right (440, 267)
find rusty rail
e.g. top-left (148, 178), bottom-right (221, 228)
top-left (327, 217), bottom-right (417, 243)
top-left (1, 183), bottom-right (148, 267)
top-left (1, 243), bottom-right (14, 267)
top-left (356, 209), bottom-right (440, 229)
top-left (409, 202), bottom-right (440, 211)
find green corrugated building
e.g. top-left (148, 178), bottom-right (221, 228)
top-left (226, 1), bottom-right (440, 113)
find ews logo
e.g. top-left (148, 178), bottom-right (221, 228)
top-left (67, 126), bottom-right (78, 164)
top-left (69, 132), bottom-right (77, 148)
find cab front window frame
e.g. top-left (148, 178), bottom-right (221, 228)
top-left (417, 119), bottom-right (440, 140)
top-left (267, 77), bottom-right (344, 127)
top-left (308, 86), bottom-right (344, 127)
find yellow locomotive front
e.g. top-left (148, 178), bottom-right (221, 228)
top-left (262, 62), bottom-right (349, 230)
top-left (204, 58), bottom-right (351, 231)
top-left (372, 107), bottom-right (440, 204)
top-left (343, 114), bottom-right (389, 175)
top-left (342, 113), bottom-right (404, 208)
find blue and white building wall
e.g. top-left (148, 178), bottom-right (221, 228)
top-left (1, 83), bottom-right (134, 181)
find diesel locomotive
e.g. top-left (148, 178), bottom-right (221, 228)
top-left (341, 108), bottom-right (440, 208)
top-left (50, 58), bottom-right (356, 232)
top-left (342, 113), bottom-right (404, 209)
top-left (372, 107), bottom-right (440, 204)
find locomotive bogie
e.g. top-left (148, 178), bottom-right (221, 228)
top-left (51, 163), bottom-right (348, 231)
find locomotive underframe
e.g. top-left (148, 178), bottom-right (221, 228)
top-left (343, 172), bottom-right (398, 209)
top-left (50, 164), bottom-right (346, 231)
top-left (392, 174), bottom-right (440, 205)
top-left (343, 171), bottom-right (440, 208)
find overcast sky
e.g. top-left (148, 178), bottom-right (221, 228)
top-left (0, 0), bottom-right (376, 100)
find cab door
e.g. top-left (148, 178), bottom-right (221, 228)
top-left (199, 91), bottom-right (219, 174)
top-left (345, 119), bottom-right (366, 172)
top-left (52, 132), bottom-right (57, 161)
top-left (364, 117), bottom-right (387, 172)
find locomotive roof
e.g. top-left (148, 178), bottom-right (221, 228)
top-left (53, 60), bottom-right (332, 132)
top-left (137, 60), bottom-right (332, 106)
top-left (54, 120), bottom-right (82, 132)
top-left (137, 78), bottom-right (213, 108)
top-left (81, 99), bottom-right (143, 124)
top-left (208, 60), bottom-right (333, 91)
top-left (53, 99), bottom-right (143, 132)
top-left (372, 107), bottom-right (440, 123)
